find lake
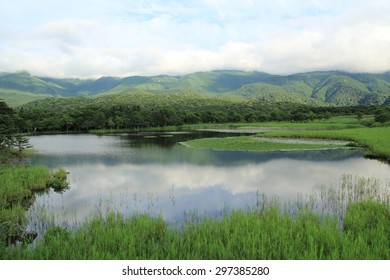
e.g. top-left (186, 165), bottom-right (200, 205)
top-left (26, 131), bottom-right (390, 227)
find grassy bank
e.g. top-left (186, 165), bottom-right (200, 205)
top-left (2, 174), bottom-right (389, 260)
top-left (262, 127), bottom-right (390, 162)
top-left (180, 116), bottom-right (373, 130)
top-left (181, 116), bottom-right (390, 162)
top-left (0, 165), bottom-right (68, 245)
top-left (88, 116), bottom-right (373, 135)
top-left (4, 201), bottom-right (389, 260)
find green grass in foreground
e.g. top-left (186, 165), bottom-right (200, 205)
top-left (0, 165), bottom-right (68, 245)
top-left (3, 201), bottom-right (389, 260)
top-left (2, 174), bottom-right (389, 260)
top-left (262, 126), bottom-right (390, 162)
top-left (183, 136), bottom-right (345, 151)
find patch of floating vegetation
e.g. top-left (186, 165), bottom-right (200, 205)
top-left (183, 136), bottom-right (347, 152)
top-left (254, 137), bottom-right (351, 146)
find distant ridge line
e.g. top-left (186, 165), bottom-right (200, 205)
top-left (1, 70), bottom-right (390, 107)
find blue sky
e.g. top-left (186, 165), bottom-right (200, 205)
top-left (1, 0), bottom-right (390, 78)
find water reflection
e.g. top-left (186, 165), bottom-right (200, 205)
top-left (27, 132), bottom-right (390, 226)
top-left (29, 133), bottom-right (364, 167)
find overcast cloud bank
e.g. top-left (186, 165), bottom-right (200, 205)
top-left (1, 0), bottom-right (389, 78)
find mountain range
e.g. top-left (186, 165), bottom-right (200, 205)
top-left (1, 70), bottom-right (390, 107)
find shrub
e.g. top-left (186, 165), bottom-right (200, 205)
top-left (49, 168), bottom-right (69, 193)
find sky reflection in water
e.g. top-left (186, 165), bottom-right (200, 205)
top-left (27, 132), bottom-right (390, 225)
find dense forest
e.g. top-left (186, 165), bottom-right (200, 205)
top-left (0, 100), bottom-right (30, 162)
top-left (1, 69), bottom-right (390, 133)
top-left (13, 92), bottom-right (390, 133)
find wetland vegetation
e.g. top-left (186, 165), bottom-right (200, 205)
top-left (262, 127), bottom-right (390, 163)
top-left (183, 136), bottom-right (347, 152)
top-left (1, 98), bottom-right (390, 260)
top-left (1, 100), bottom-right (68, 248)
top-left (0, 166), bottom-right (69, 246)
top-left (2, 175), bottom-right (388, 260)
top-left (183, 116), bottom-right (390, 163)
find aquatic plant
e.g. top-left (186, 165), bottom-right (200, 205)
top-left (49, 168), bottom-right (69, 193)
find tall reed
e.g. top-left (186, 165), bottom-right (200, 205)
top-left (3, 174), bottom-right (388, 260)
top-left (0, 165), bottom-right (68, 246)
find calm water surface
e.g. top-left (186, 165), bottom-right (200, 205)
top-left (27, 131), bottom-right (390, 226)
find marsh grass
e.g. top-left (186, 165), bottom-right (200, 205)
top-left (321, 175), bottom-right (389, 221)
top-left (262, 127), bottom-right (390, 163)
top-left (0, 165), bottom-right (68, 246)
top-left (89, 116), bottom-right (371, 135)
top-left (183, 117), bottom-right (390, 162)
top-left (0, 165), bottom-right (50, 209)
top-left (49, 168), bottom-right (69, 193)
top-left (180, 116), bottom-right (370, 130)
top-left (3, 174), bottom-right (389, 260)
top-left (184, 136), bottom-right (345, 152)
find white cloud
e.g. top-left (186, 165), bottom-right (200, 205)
top-left (0, 0), bottom-right (389, 77)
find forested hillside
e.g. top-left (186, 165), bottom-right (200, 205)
top-left (16, 90), bottom-right (389, 133)
top-left (1, 70), bottom-right (390, 107)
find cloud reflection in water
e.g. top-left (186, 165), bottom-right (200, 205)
top-left (30, 157), bottom-right (390, 224)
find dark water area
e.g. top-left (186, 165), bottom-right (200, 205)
top-left (26, 131), bottom-right (390, 227)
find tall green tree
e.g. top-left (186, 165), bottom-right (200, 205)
top-left (0, 100), bottom-right (31, 163)
top-left (0, 100), bottom-right (15, 156)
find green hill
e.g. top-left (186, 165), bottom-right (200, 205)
top-left (173, 70), bottom-right (272, 93)
top-left (227, 83), bottom-right (326, 106)
top-left (0, 71), bottom-right (64, 95)
top-left (311, 75), bottom-right (369, 105)
top-left (0, 88), bottom-right (53, 107)
top-left (0, 71), bottom-right (65, 106)
top-left (1, 70), bottom-right (390, 107)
